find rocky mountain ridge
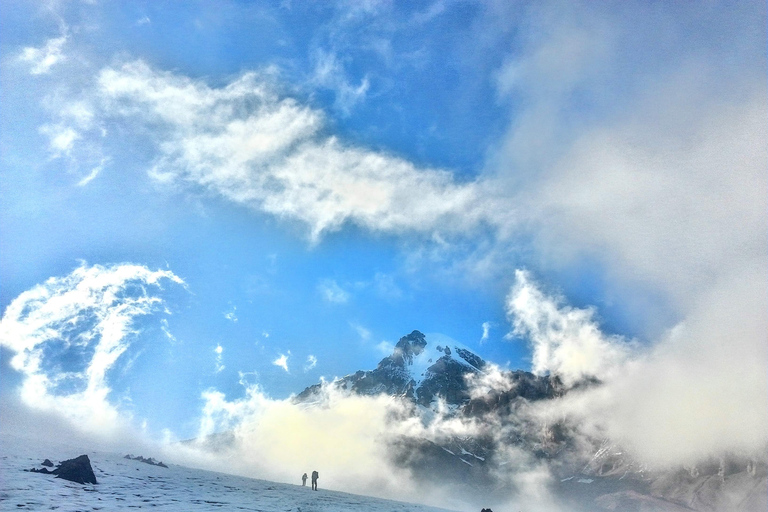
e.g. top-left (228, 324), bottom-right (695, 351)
top-left (297, 330), bottom-right (563, 408)
top-left (295, 330), bottom-right (767, 512)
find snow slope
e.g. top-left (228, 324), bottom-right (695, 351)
top-left (408, 333), bottom-right (485, 388)
top-left (0, 432), bottom-right (457, 512)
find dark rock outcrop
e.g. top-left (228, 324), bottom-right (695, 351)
top-left (416, 355), bottom-right (475, 406)
top-left (41, 459), bottom-right (54, 467)
top-left (54, 455), bottom-right (98, 484)
top-left (124, 454), bottom-right (168, 468)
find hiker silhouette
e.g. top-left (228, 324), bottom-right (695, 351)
top-left (301, 473), bottom-right (307, 486)
top-left (311, 470), bottom-right (319, 491)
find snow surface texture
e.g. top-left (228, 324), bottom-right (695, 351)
top-left (0, 432), bottom-right (456, 512)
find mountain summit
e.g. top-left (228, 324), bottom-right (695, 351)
top-left (297, 330), bottom-right (559, 408)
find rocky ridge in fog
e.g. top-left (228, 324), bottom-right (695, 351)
top-left (296, 330), bottom-right (767, 512)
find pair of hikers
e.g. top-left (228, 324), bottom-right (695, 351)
top-left (301, 470), bottom-right (319, 490)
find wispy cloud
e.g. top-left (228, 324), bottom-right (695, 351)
top-left (223, 305), bottom-right (238, 323)
top-left (77, 157), bottom-right (110, 186)
top-left (373, 272), bottom-right (403, 300)
top-left (51, 59), bottom-right (485, 242)
top-left (214, 344), bottom-right (225, 373)
top-left (349, 321), bottom-right (371, 341)
top-left (480, 321), bottom-right (491, 343)
top-left (310, 49), bottom-right (370, 115)
top-left (0, 263), bottom-right (184, 435)
top-left (304, 355), bottom-right (317, 372)
top-left (317, 279), bottom-right (350, 304)
top-left (19, 35), bottom-right (67, 75)
top-left (272, 353), bottom-right (289, 373)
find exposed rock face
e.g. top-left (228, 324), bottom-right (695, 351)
top-left (54, 455), bottom-right (98, 485)
top-left (415, 354), bottom-right (474, 406)
top-left (41, 459), bottom-right (54, 467)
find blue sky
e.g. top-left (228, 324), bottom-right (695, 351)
top-left (1, 0), bottom-right (765, 466)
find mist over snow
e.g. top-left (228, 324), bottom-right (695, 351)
top-left (1, 1), bottom-right (766, 511)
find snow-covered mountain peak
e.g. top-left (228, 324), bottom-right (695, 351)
top-left (297, 330), bottom-right (491, 408)
top-left (399, 332), bottom-right (486, 388)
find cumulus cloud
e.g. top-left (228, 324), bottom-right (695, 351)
top-left (486, 0), bottom-right (768, 469)
top-left (507, 270), bottom-right (768, 467)
top-left (0, 263), bottom-right (184, 436)
top-left (507, 270), bottom-right (633, 385)
top-left (19, 35), bottom-right (67, 75)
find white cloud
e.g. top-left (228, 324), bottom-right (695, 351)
top-left (191, 382), bottom-right (483, 510)
top-left (25, 0), bottom-right (766, 474)
top-left (304, 354), bottom-right (317, 372)
top-left (490, 1), bottom-right (766, 311)
top-left (19, 35), bottom-right (67, 75)
top-left (160, 318), bottom-right (177, 344)
top-left (311, 49), bottom-right (370, 115)
top-left (480, 321), bottom-right (491, 343)
top-left (482, 1), bottom-right (767, 467)
top-left (507, 270), bottom-right (633, 385)
top-left (49, 59), bottom-right (487, 242)
top-left (317, 279), bottom-right (350, 304)
top-left (0, 263), bottom-right (184, 435)
top-left (77, 157), bottom-right (109, 186)
top-left (223, 305), bottom-right (238, 322)
top-left (214, 344), bottom-right (225, 373)
top-left (272, 353), bottom-right (289, 373)
top-left (41, 124), bottom-right (80, 155)
top-left (508, 269), bottom-right (768, 467)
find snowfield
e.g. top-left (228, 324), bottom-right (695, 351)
top-left (0, 432), bottom-right (457, 512)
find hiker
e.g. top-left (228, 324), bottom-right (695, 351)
top-left (311, 470), bottom-right (319, 491)
top-left (301, 473), bottom-right (307, 486)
